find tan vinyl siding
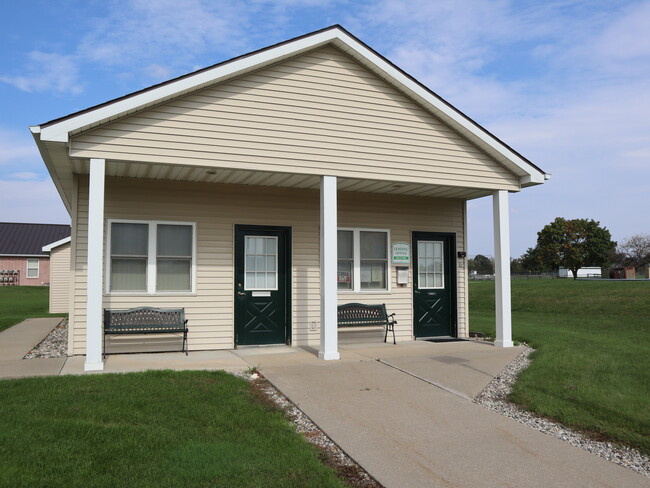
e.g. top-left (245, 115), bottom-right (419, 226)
top-left (69, 176), bottom-right (467, 355)
top-left (70, 46), bottom-right (519, 191)
top-left (49, 242), bottom-right (71, 314)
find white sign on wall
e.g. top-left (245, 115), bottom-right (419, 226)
top-left (391, 242), bottom-right (411, 264)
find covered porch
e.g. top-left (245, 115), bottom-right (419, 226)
top-left (76, 156), bottom-right (514, 371)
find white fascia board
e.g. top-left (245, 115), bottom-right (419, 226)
top-left (30, 132), bottom-right (71, 212)
top-left (37, 30), bottom-right (340, 143)
top-left (42, 236), bottom-right (71, 252)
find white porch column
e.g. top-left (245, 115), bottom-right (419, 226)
top-left (319, 175), bottom-right (340, 360)
top-left (85, 158), bottom-right (106, 371)
top-left (493, 190), bottom-right (513, 348)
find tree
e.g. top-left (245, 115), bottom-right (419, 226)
top-left (536, 218), bottom-right (616, 279)
top-left (520, 246), bottom-right (545, 273)
top-left (618, 234), bottom-right (650, 268)
top-left (469, 254), bottom-right (494, 274)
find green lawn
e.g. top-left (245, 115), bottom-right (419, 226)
top-left (0, 286), bottom-right (65, 332)
top-left (469, 279), bottom-right (650, 455)
top-left (0, 370), bottom-right (346, 488)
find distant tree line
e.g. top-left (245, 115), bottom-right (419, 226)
top-left (471, 218), bottom-right (649, 280)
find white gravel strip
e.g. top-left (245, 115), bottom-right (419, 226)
top-left (237, 371), bottom-right (381, 487)
top-left (474, 345), bottom-right (650, 477)
top-left (23, 319), bottom-right (68, 359)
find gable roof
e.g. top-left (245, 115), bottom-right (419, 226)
top-left (0, 223), bottom-right (71, 256)
top-left (42, 236), bottom-right (72, 252)
top-left (31, 25), bottom-right (548, 183)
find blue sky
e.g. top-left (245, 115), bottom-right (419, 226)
top-left (1, 0), bottom-right (648, 256)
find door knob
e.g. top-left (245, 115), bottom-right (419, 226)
top-left (237, 291), bottom-right (246, 296)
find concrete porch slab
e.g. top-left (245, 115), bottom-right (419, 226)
top-left (60, 350), bottom-right (250, 375)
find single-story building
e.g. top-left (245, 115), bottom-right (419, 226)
top-left (42, 236), bottom-right (71, 313)
top-left (30, 25), bottom-right (549, 371)
top-left (0, 222), bottom-right (71, 286)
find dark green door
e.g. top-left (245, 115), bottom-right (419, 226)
top-left (412, 232), bottom-right (456, 338)
top-left (235, 225), bottom-right (291, 346)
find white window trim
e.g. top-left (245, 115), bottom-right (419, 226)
top-left (417, 240), bottom-right (445, 290)
top-left (338, 227), bottom-right (391, 294)
top-left (26, 258), bottom-right (39, 279)
top-left (106, 219), bottom-right (197, 295)
top-left (244, 235), bottom-right (279, 291)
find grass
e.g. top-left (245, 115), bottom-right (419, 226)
top-left (0, 370), bottom-right (346, 488)
top-left (469, 279), bottom-right (650, 455)
top-left (0, 286), bottom-right (65, 332)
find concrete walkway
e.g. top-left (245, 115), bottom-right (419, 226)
top-left (0, 321), bottom-right (647, 487)
top-left (241, 342), bottom-right (649, 488)
top-left (0, 317), bottom-right (66, 378)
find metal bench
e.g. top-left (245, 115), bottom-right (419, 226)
top-left (337, 303), bottom-right (397, 344)
top-left (103, 307), bottom-right (188, 357)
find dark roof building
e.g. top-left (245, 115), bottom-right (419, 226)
top-left (0, 222), bottom-right (71, 256)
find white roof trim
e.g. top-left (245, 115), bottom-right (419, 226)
top-left (42, 236), bottom-right (71, 252)
top-left (35, 26), bottom-right (546, 183)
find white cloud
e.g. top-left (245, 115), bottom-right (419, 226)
top-left (77, 0), bottom-right (247, 68)
top-left (0, 128), bottom-right (41, 167)
top-left (8, 172), bottom-right (40, 180)
top-left (143, 64), bottom-right (172, 82)
top-left (0, 51), bottom-right (82, 94)
top-left (0, 178), bottom-right (69, 224)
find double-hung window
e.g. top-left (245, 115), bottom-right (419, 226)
top-left (26, 258), bottom-right (39, 278)
top-left (108, 220), bottom-right (195, 294)
top-left (337, 229), bottom-right (389, 292)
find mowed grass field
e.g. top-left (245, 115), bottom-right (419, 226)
top-left (0, 286), bottom-right (65, 332)
top-left (0, 371), bottom-right (346, 488)
top-left (469, 279), bottom-right (650, 455)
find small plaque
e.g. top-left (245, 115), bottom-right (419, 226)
top-left (392, 242), bottom-right (411, 264)
top-left (252, 291), bottom-right (271, 297)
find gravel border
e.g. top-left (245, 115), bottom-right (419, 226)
top-left (474, 345), bottom-right (650, 477)
top-left (237, 371), bottom-right (382, 487)
top-left (23, 318), bottom-right (68, 359)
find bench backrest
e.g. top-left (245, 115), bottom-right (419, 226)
top-left (338, 303), bottom-right (388, 326)
top-left (104, 307), bottom-right (185, 331)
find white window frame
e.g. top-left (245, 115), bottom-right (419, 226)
top-left (338, 227), bottom-right (391, 294)
top-left (26, 258), bottom-right (39, 279)
top-left (244, 235), bottom-right (279, 291)
top-left (106, 219), bottom-right (196, 295)
top-left (417, 240), bottom-right (445, 290)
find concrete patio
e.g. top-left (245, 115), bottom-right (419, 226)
top-left (0, 319), bottom-right (648, 487)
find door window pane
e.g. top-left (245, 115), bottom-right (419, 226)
top-left (244, 236), bottom-right (278, 290)
top-left (418, 240), bottom-right (444, 289)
